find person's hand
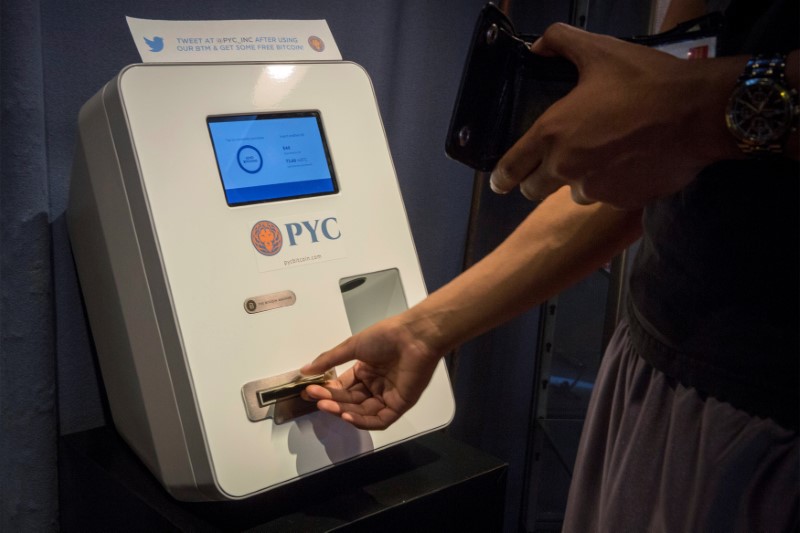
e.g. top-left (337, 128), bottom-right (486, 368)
top-left (300, 314), bottom-right (441, 430)
top-left (489, 23), bottom-right (744, 208)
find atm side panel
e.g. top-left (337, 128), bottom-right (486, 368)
top-left (67, 83), bottom-right (207, 500)
top-left (103, 74), bottom-right (224, 500)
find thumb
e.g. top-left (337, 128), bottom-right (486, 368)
top-left (300, 336), bottom-right (356, 376)
top-left (530, 23), bottom-right (596, 68)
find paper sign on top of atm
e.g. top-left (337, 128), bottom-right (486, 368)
top-left (126, 16), bottom-right (342, 63)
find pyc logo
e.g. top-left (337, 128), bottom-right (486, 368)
top-left (308, 35), bottom-right (325, 53)
top-left (251, 221), bottom-right (283, 256)
top-left (144, 36), bottom-right (164, 52)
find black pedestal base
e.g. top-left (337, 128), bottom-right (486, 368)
top-left (59, 426), bottom-right (507, 532)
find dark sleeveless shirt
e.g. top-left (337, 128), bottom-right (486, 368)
top-left (627, 0), bottom-right (800, 431)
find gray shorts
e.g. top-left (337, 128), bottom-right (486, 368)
top-left (563, 319), bottom-right (799, 532)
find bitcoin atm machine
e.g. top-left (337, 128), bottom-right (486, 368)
top-left (67, 61), bottom-right (455, 501)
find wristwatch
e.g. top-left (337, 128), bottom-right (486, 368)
top-left (725, 54), bottom-right (799, 155)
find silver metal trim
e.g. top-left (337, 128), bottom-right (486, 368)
top-left (241, 368), bottom-right (336, 423)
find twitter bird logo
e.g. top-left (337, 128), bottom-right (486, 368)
top-left (144, 36), bottom-right (164, 52)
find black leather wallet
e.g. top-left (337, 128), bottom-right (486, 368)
top-left (445, 3), bottom-right (723, 172)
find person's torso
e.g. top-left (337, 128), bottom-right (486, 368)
top-left (627, 0), bottom-right (799, 430)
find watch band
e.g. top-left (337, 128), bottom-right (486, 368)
top-left (743, 54), bottom-right (788, 82)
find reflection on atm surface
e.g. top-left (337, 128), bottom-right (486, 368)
top-left (340, 269), bottom-right (408, 334)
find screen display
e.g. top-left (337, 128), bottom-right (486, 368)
top-left (207, 111), bottom-right (338, 206)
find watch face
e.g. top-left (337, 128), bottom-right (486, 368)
top-left (726, 78), bottom-right (794, 146)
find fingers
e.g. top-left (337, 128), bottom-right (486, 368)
top-left (339, 409), bottom-right (400, 431)
top-left (490, 25), bottom-right (582, 199)
top-left (304, 381), bottom-right (370, 405)
top-left (569, 185), bottom-right (596, 205)
top-left (317, 397), bottom-right (400, 431)
top-left (530, 23), bottom-right (595, 67)
top-left (303, 368), bottom-right (368, 404)
top-left (304, 371), bottom-right (402, 430)
top-left (300, 336), bottom-right (355, 376)
top-left (489, 133), bottom-right (544, 196)
top-left (302, 365), bottom-right (360, 400)
top-left (490, 23), bottom-right (615, 202)
top-left (491, 125), bottom-right (560, 201)
top-left (307, 382), bottom-right (400, 430)
top-left (492, 154), bottom-right (596, 205)
top-left (519, 171), bottom-right (562, 202)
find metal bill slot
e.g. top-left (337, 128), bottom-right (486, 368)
top-left (242, 369), bottom-right (336, 424)
top-left (256, 374), bottom-right (330, 407)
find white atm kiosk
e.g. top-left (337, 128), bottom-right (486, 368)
top-left (67, 62), bottom-right (455, 501)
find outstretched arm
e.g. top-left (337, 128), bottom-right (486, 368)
top-left (302, 188), bottom-right (642, 429)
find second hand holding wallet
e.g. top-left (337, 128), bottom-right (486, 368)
top-left (445, 3), bottom-right (723, 172)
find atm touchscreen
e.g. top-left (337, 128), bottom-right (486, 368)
top-left (207, 111), bottom-right (339, 206)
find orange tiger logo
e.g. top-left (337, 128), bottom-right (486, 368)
top-left (308, 35), bottom-right (325, 53)
top-left (251, 221), bottom-right (283, 256)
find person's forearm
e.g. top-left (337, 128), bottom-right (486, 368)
top-left (403, 187), bottom-right (642, 355)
